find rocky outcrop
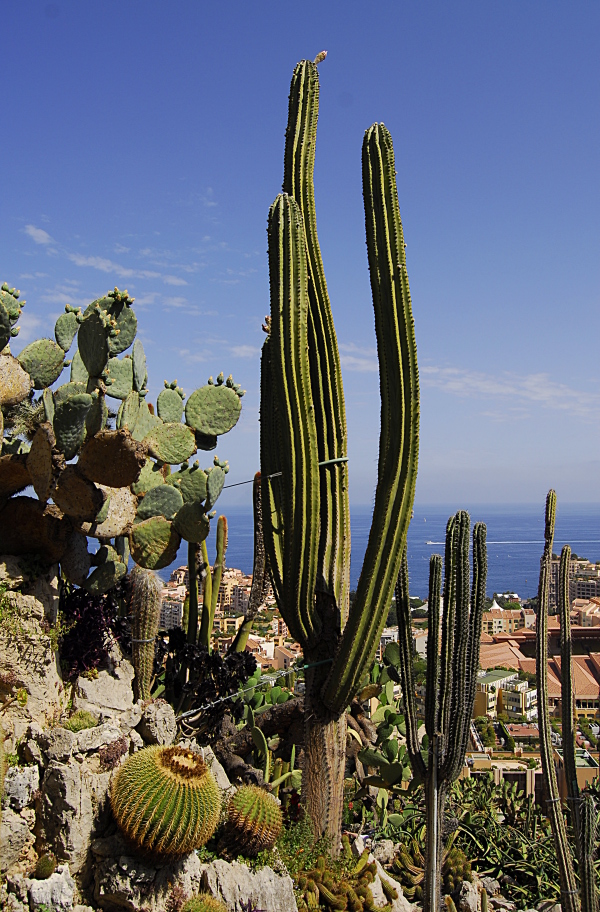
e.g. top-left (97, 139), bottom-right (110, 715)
top-left (0, 808), bottom-right (35, 874)
top-left (135, 700), bottom-right (176, 746)
top-left (199, 858), bottom-right (298, 912)
top-left (73, 660), bottom-right (135, 722)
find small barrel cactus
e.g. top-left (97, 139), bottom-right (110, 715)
top-left (34, 852), bottom-right (57, 879)
top-left (110, 746), bottom-right (221, 854)
top-left (181, 896), bottom-right (228, 912)
top-left (224, 785), bottom-right (282, 857)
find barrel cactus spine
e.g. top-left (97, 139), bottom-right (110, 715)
top-left (110, 745), bottom-right (221, 854)
top-left (260, 58), bottom-right (419, 846)
top-left (130, 565), bottom-right (163, 701)
top-left (396, 514), bottom-right (487, 912)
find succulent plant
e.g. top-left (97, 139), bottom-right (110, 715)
top-left (34, 851), bottom-right (57, 880)
top-left (129, 565), bottom-right (163, 701)
top-left (157, 380), bottom-right (185, 423)
top-left (0, 283), bottom-right (24, 352)
top-left (185, 373), bottom-right (244, 436)
top-left (17, 339), bottom-right (66, 389)
top-left (223, 785), bottom-right (282, 857)
top-left (110, 745), bottom-right (221, 854)
top-left (181, 895), bottom-right (228, 912)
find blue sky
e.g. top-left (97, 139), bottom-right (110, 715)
top-left (3, 1), bottom-right (599, 506)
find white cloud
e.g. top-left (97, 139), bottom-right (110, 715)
top-left (13, 312), bottom-right (43, 345)
top-left (421, 365), bottom-right (600, 419)
top-left (24, 225), bottom-right (54, 245)
top-left (230, 345), bottom-right (259, 359)
top-left (163, 275), bottom-right (188, 286)
top-left (339, 342), bottom-right (378, 372)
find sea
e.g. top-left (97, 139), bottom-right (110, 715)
top-left (157, 503), bottom-right (600, 602)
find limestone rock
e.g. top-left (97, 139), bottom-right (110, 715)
top-left (74, 658), bottom-right (135, 721)
top-left (117, 703), bottom-right (143, 734)
top-left (75, 721), bottom-right (123, 754)
top-left (136, 700), bottom-right (176, 746)
top-left (200, 858), bottom-right (298, 912)
top-left (204, 746), bottom-right (234, 796)
top-left (92, 836), bottom-right (203, 912)
top-left (29, 863), bottom-right (75, 911)
top-left (351, 834), bottom-right (366, 857)
top-left (3, 764), bottom-right (40, 810)
top-left (481, 878), bottom-right (501, 896)
top-left (38, 727), bottom-right (76, 762)
top-left (0, 583), bottom-right (66, 735)
top-left (372, 838), bottom-right (395, 865)
top-left (0, 807), bottom-right (34, 874)
top-left (459, 880), bottom-right (480, 912)
top-left (38, 757), bottom-right (112, 873)
top-left (371, 859), bottom-right (414, 912)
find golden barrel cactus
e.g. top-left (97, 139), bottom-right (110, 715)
top-left (110, 746), bottom-right (221, 854)
top-left (224, 784), bottom-right (282, 857)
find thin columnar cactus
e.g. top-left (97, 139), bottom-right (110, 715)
top-left (396, 513), bottom-right (487, 912)
top-left (557, 539), bottom-right (598, 912)
top-left (260, 58), bottom-right (419, 846)
top-left (198, 515), bottom-right (228, 648)
top-left (130, 565), bottom-right (163, 701)
top-left (536, 491), bottom-right (579, 912)
top-left (230, 473), bottom-right (267, 653)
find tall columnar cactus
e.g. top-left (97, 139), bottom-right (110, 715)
top-left (536, 491), bottom-right (580, 912)
top-left (130, 565), bottom-right (163, 701)
top-left (230, 473), bottom-right (267, 653)
top-left (396, 513), bottom-right (487, 912)
top-left (546, 517), bottom-right (598, 912)
top-left (260, 58), bottom-right (419, 844)
top-left (198, 514), bottom-right (228, 649)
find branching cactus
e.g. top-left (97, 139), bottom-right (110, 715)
top-left (536, 491), bottom-right (580, 912)
top-left (260, 57), bottom-right (419, 845)
top-left (130, 565), bottom-right (163, 701)
top-left (396, 513), bottom-right (487, 912)
top-left (0, 283), bottom-right (242, 595)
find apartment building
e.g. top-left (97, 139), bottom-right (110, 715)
top-left (550, 558), bottom-right (600, 610)
top-left (159, 599), bottom-right (183, 630)
top-left (376, 627), bottom-right (399, 662)
top-left (473, 669), bottom-right (537, 721)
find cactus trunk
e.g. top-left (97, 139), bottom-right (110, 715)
top-left (230, 474), bottom-right (267, 653)
top-left (130, 566), bottom-right (163, 702)
top-left (187, 541), bottom-right (199, 645)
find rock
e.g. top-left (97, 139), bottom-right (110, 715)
top-left (481, 878), bottom-right (500, 896)
top-left (24, 738), bottom-right (44, 766)
top-left (537, 904), bottom-right (561, 912)
top-left (38, 757), bottom-right (112, 873)
top-left (351, 834), bottom-right (366, 857)
top-left (490, 899), bottom-right (516, 911)
top-left (74, 658), bottom-right (135, 721)
top-left (28, 863), bottom-right (75, 911)
top-left (200, 858), bottom-right (298, 912)
top-left (0, 585), bottom-right (66, 735)
top-left (92, 846), bottom-right (203, 912)
top-left (74, 906), bottom-right (96, 912)
top-left (117, 703), bottom-right (143, 734)
top-left (6, 872), bottom-right (29, 902)
top-left (372, 838), bottom-right (395, 865)
top-left (38, 727), bottom-right (76, 762)
top-left (459, 880), bottom-right (480, 912)
top-left (129, 729), bottom-right (144, 751)
top-left (0, 807), bottom-right (34, 874)
top-left (136, 700), bottom-right (177, 746)
top-left (76, 721), bottom-right (123, 753)
top-left (3, 764), bottom-right (40, 810)
top-left (3, 893), bottom-right (27, 912)
top-left (205, 746), bottom-right (233, 795)
top-left (371, 859), bottom-right (414, 912)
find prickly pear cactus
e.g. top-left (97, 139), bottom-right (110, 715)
top-left (0, 280), bottom-right (243, 588)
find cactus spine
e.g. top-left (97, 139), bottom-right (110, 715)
top-left (396, 513), bottom-right (487, 912)
top-left (130, 565), bottom-right (163, 701)
top-left (223, 784), bottom-right (283, 857)
top-left (536, 491), bottom-right (579, 912)
top-left (260, 59), bottom-right (419, 846)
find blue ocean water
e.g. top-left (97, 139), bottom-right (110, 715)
top-left (158, 504), bottom-right (600, 602)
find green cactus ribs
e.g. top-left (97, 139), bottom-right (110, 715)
top-left (110, 745), bottom-right (221, 854)
top-left (223, 784), bottom-right (282, 857)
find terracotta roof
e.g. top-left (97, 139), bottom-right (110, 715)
top-left (480, 632), bottom-right (494, 643)
top-left (551, 656), bottom-right (600, 698)
top-left (479, 643), bottom-right (527, 671)
top-left (506, 724), bottom-right (539, 738)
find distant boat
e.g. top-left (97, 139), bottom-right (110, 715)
top-left (426, 540), bottom-right (434, 545)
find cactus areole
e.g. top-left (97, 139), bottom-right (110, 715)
top-left (260, 58), bottom-right (419, 847)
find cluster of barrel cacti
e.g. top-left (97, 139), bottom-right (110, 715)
top-left (297, 846), bottom-right (398, 912)
top-left (109, 745), bottom-right (222, 854)
top-left (0, 285), bottom-right (243, 592)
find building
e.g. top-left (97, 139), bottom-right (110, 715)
top-left (159, 599), bottom-right (183, 630)
top-left (274, 645), bottom-right (296, 671)
top-left (169, 566), bottom-right (188, 588)
top-left (376, 627), bottom-right (399, 662)
top-left (554, 747), bottom-right (599, 799)
top-left (550, 557), bottom-right (600, 611)
top-left (500, 678), bottom-right (537, 721)
top-left (473, 669), bottom-right (537, 720)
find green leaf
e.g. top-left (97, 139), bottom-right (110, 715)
top-left (384, 641), bottom-right (401, 666)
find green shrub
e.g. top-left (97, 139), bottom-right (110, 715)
top-left (62, 709), bottom-right (98, 732)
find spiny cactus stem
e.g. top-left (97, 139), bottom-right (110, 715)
top-left (198, 516), bottom-right (228, 650)
top-left (187, 541), bottom-right (200, 645)
top-left (536, 491), bottom-right (579, 912)
top-left (230, 474), bottom-right (266, 653)
top-left (560, 544), bottom-right (581, 857)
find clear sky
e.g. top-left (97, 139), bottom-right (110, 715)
top-left (3, 1), bottom-right (599, 506)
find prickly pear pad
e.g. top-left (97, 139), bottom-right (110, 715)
top-left (77, 429), bottom-right (146, 488)
top-left (129, 515), bottom-right (181, 569)
top-left (0, 351), bottom-right (33, 407)
top-left (185, 383), bottom-right (242, 436)
top-left (17, 339), bottom-right (65, 389)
